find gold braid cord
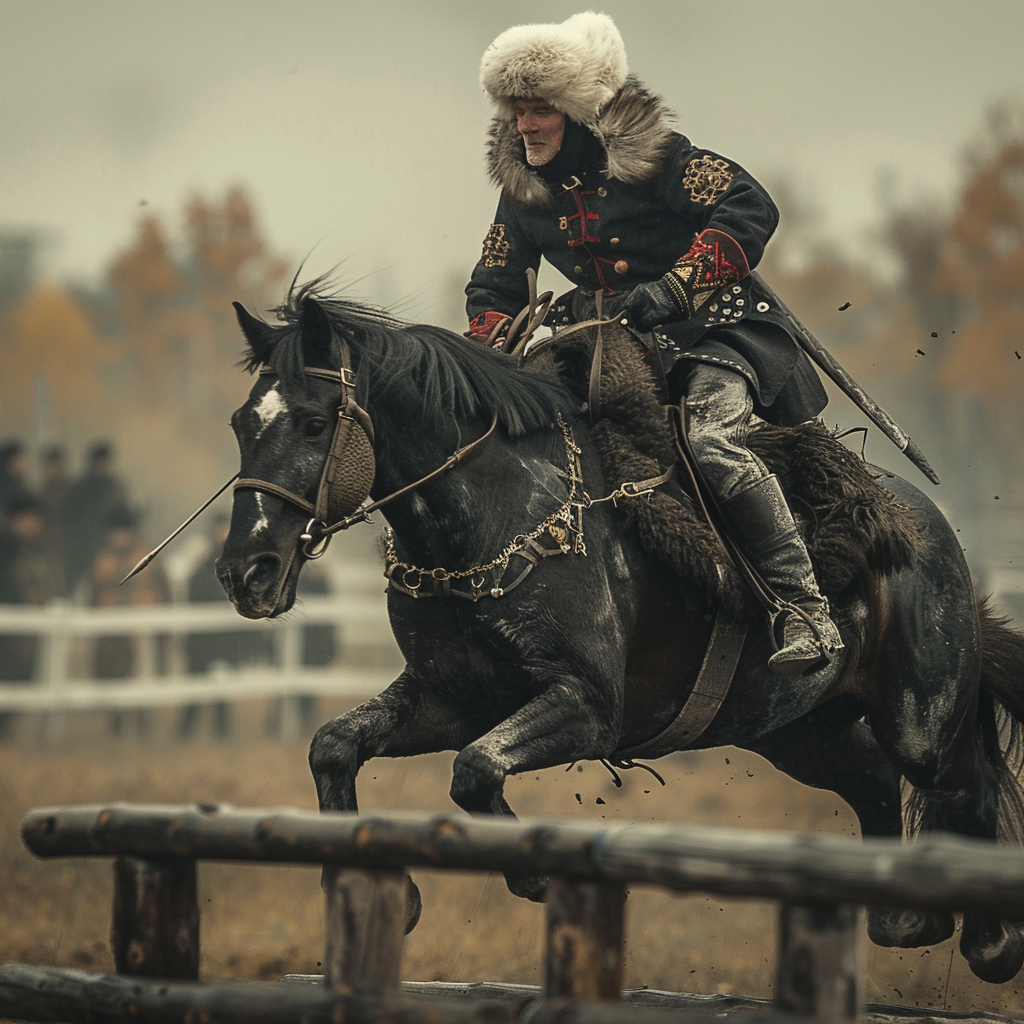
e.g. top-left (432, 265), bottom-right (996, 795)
top-left (385, 416), bottom-right (588, 601)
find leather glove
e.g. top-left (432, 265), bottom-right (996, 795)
top-left (622, 228), bottom-right (751, 334)
top-left (621, 276), bottom-right (686, 333)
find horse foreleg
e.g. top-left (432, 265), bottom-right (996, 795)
top-left (309, 673), bottom-right (471, 812)
top-left (449, 682), bottom-right (610, 901)
top-left (748, 706), bottom-right (956, 950)
top-left (308, 672), bottom-right (473, 933)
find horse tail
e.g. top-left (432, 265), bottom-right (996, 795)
top-left (977, 594), bottom-right (1024, 842)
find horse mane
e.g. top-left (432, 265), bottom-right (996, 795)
top-left (243, 278), bottom-right (580, 438)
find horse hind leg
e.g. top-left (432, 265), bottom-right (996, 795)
top-left (947, 692), bottom-right (1024, 984)
top-left (750, 704), bottom-right (955, 950)
top-left (877, 689), bottom-right (1024, 983)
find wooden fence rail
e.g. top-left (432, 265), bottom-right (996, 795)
top-left (3, 803), bottom-right (1024, 1024)
top-left (0, 563), bottom-right (401, 739)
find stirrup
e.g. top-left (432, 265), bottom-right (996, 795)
top-left (768, 601), bottom-right (844, 676)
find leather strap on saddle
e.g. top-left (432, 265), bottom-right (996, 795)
top-left (614, 612), bottom-right (747, 758)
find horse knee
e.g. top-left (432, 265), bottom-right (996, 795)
top-left (309, 719), bottom-right (360, 810)
top-left (867, 907), bottom-right (954, 948)
top-left (450, 745), bottom-right (505, 812)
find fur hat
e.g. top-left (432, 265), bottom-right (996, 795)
top-left (480, 12), bottom-right (628, 126)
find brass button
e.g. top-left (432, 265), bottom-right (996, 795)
top-left (597, 186), bottom-right (608, 197)
top-left (614, 260), bottom-right (629, 275)
top-left (574, 265), bottom-right (583, 275)
top-left (610, 237), bottom-right (620, 245)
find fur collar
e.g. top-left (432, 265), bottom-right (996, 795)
top-left (485, 77), bottom-right (678, 207)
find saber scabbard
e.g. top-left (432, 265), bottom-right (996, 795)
top-left (751, 272), bottom-right (940, 485)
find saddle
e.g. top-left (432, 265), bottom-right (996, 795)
top-left (528, 323), bottom-right (919, 618)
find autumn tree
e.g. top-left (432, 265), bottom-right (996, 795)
top-left (106, 214), bottom-right (184, 393)
top-left (98, 186), bottom-right (290, 529)
top-left (0, 283), bottom-right (112, 437)
top-left (940, 105), bottom-right (1024, 401)
top-left (107, 186), bottom-right (288, 408)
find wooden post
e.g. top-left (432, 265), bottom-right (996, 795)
top-left (39, 600), bottom-right (70, 743)
top-left (275, 619), bottom-right (302, 742)
top-left (776, 902), bottom-right (862, 1020)
top-left (111, 857), bottom-right (199, 979)
top-left (544, 877), bottom-right (625, 1001)
top-left (323, 866), bottom-right (406, 993)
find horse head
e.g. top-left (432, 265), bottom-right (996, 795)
top-left (218, 280), bottom-right (581, 619)
top-left (218, 294), bottom-right (365, 618)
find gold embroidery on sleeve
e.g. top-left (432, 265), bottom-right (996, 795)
top-left (481, 223), bottom-right (510, 268)
top-left (682, 156), bottom-right (734, 206)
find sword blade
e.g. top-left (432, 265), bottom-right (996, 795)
top-left (751, 272), bottom-right (940, 485)
top-left (119, 473), bottom-right (240, 585)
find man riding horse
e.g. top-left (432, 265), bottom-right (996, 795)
top-left (465, 12), bottom-right (842, 675)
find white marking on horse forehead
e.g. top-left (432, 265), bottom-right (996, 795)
top-left (252, 492), bottom-right (270, 535)
top-left (253, 386), bottom-right (288, 440)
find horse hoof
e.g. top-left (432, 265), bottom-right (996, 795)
top-left (961, 920), bottom-right (1024, 984)
top-left (505, 871), bottom-right (549, 902)
top-left (867, 907), bottom-right (955, 948)
top-left (405, 875), bottom-right (423, 934)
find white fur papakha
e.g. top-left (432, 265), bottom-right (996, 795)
top-left (479, 12), bottom-right (628, 126)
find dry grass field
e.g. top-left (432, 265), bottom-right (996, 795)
top-left (1, 700), bottom-right (1022, 1018)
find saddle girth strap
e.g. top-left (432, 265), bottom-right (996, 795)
top-left (614, 612), bottom-right (747, 759)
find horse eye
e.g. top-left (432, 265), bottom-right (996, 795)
top-left (303, 417), bottom-right (328, 437)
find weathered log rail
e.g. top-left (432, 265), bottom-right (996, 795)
top-left (2, 802), bottom-right (1023, 1024)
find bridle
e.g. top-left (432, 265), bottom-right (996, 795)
top-left (233, 336), bottom-right (496, 560)
top-left (118, 310), bottom-right (662, 590)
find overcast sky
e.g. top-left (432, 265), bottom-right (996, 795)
top-left (2, 0), bottom-right (1023, 320)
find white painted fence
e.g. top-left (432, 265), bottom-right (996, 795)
top-left (0, 562), bottom-right (401, 736)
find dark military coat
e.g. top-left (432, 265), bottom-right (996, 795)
top-left (466, 79), bottom-right (827, 426)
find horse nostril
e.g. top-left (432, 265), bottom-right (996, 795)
top-left (242, 553), bottom-right (281, 594)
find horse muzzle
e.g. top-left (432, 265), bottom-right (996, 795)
top-left (217, 547), bottom-right (298, 619)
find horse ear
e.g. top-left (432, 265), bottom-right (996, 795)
top-left (299, 296), bottom-right (337, 365)
top-left (233, 302), bottom-right (277, 364)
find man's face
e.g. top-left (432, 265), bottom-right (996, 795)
top-left (10, 511), bottom-right (41, 542)
top-left (109, 527), bottom-right (134, 551)
top-left (513, 99), bottom-right (565, 167)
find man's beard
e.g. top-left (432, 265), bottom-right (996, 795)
top-left (524, 136), bottom-right (560, 166)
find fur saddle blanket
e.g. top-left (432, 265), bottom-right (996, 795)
top-left (528, 325), bottom-right (918, 615)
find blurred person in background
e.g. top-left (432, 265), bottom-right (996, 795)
top-left (38, 445), bottom-right (71, 595)
top-left (0, 494), bottom-right (62, 739)
top-left (88, 505), bottom-right (167, 735)
top-left (0, 441), bottom-right (31, 528)
top-left (65, 441), bottom-right (128, 595)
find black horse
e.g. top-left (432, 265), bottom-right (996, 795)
top-left (218, 283), bottom-right (1024, 984)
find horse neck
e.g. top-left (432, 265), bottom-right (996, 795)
top-left (367, 397), bottom-right (563, 568)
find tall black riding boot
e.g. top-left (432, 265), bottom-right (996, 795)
top-left (718, 474), bottom-right (844, 675)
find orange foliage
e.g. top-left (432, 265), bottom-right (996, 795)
top-left (2, 283), bottom-right (113, 423)
top-left (0, 185), bottom-right (290, 530)
top-left (107, 187), bottom-right (288, 408)
top-left (98, 187), bottom-right (290, 524)
top-left (940, 132), bottom-right (1024, 397)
